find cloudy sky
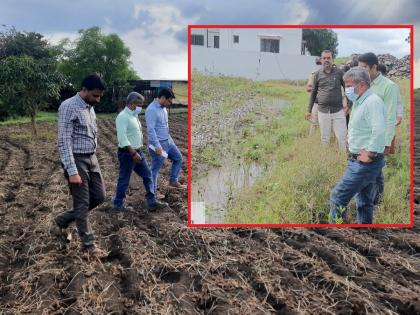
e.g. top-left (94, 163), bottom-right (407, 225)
top-left (0, 0), bottom-right (418, 86)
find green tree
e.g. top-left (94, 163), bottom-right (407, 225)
top-left (302, 29), bottom-right (339, 58)
top-left (59, 27), bottom-right (139, 89)
top-left (0, 28), bottom-right (65, 134)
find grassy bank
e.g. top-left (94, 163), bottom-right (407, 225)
top-left (192, 73), bottom-right (410, 224)
top-left (225, 78), bottom-right (410, 224)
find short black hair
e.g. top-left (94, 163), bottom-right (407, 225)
top-left (158, 87), bottom-right (175, 99)
top-left (349, 55), bottom-right (359, 68)
top-left (358, 52), bottom-right (379, 68)
top-left (377, 63), bottom-right (388, 76)
top-left (81, 74), bottom-right (106, 91)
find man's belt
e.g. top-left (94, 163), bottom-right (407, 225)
top-left (118, 147), bottom-right (142, 153)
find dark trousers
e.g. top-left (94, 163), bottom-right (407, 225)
top-left (112, 150), bottom-right (156, 207)
top-left (55, 154), bottom-right (106, 247)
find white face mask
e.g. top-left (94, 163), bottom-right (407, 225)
top-left (134, 106), bottom-right (142, 115)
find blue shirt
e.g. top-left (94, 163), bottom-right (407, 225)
top-left (58, 93), bottom-right (97, 176)
top-left (145, 99), bottom-right (172, 149)
top-left (116, 107), bottom-right (143, 149)
top-left (348, 88), bottom-right (386, 154)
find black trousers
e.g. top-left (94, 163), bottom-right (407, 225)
top-left (55, 153), bottom-right (106, 247)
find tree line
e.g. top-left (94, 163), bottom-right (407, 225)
top-left (0, 26), bottom-right (139, 133)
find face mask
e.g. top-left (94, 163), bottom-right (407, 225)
top-left (134, 106), bottom-right (142, 115)
top-left (345, 86), bottom-right (357, 102)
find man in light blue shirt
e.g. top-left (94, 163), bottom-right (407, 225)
top-left (330, 67), bottom-right (386, 224)
top-left (112, 92), bottom-right (168, 212)
top-left (358, 52), bottom-right (399, 206)
top-left (145, 88), bottom-right (185, 193)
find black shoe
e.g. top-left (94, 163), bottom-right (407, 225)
top-left (148, 200), bottom-right (169, 211)
top-left (112, 205), bottom-right (134, 212)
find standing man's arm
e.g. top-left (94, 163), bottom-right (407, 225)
top-left (116, 115), bottom-right (141, 163)
top-left (58, 105), bottom-right (81, 184)
top-left (340, 73), bottom-right (349, 112)
top-left (358, 101), bottom-right (386, 162)
top-left (145, 108), bottom-right (162, 154)
top-left (396, 87), bottom-right (403, 126)
top-left (384, 84), bottom-right (398, 146)
top-left (306, 72), bottom-right (318, 119)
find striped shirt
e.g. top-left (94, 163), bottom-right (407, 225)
top-left (58, 93), bottom-right (97, 176)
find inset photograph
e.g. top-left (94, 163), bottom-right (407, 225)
top-left (189, 26), bottom-right (412, 226)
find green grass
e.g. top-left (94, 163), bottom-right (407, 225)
top-left (227, 79), bottom-right (410, 224)
top-left (334, 56), bottom-right (350, 66)
top-left (191, 75), bottom-right (410, 224)
top-left (0, 111), bottom-right (57, 126)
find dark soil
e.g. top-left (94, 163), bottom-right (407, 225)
top-left (0, 106), bottom-right (419, 314)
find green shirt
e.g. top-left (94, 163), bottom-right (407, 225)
top-left (348, 88), bottom-right (386, 154)
top-left (370, 73), bottom-right (398, 146)
top-left (116, 107), bottom-right (143, 149)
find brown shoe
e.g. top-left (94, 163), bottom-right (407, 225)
top-left (169, 181), bottom-right (187, 189)
top-left (84, 245), bottom-right (109, 258)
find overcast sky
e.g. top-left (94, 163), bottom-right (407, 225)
top-left (0, 0), bottom-right (418, 86)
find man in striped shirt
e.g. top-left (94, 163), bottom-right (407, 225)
top-left (54, 74), bottom-right (107, 258)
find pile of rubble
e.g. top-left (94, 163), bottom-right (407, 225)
top-left (380, 54), bottom-right (410, 79)
top-left (342, 53), bottom-right (410, 79)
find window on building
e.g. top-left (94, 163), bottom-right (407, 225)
top-left (260, 38), bottom-right (279, 53)
top-left (214, 35), bottom-right (219, 48)
top-left (207, 30), bottom-right (220, 48)
top-left (233, 35), bottom-right (239, 43)
top-left (191, 34), bottom-right (204, 46)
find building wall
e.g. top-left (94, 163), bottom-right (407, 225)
top-left (191, 28), bottom-right (303, 54)
top-left (192, 46), bottom-right (319, 80)
top-left (191, 28), bottom-right (316, 80)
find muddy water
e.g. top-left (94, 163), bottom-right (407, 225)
top-left (191, 98), bottom-right (289, 224)
top-left (192, 161), bottom-right (267, 223)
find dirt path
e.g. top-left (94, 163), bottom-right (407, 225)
top-left (0, 109), bottom-right (419, 314)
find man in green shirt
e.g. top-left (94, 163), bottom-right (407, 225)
top-left (330, 67), bottom-right (386, 224)
top-left (112, 92), bottom-right (168, 212)
top-left (358, 53), bottom-right (399, 205)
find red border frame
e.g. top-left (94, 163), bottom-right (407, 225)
top-left (187, 24), bottom-right (414, 228)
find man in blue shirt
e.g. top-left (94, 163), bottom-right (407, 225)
top-left (330, 67), bottom-right (386, 224)
top-left (145, 88), bottom-right (185, 194)
top-left (112, 92), bottom-right (168, 212)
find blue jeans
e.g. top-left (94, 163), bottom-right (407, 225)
top-left (330, 158), bottom-right (385, 224)
top-left (149, 139), bottom-right (182, 192)
top-left (113, 150), bottom-right (156, 207)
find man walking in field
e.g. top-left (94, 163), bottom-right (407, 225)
top-left (305, 50), bottom-right (349, 149)
top-left (330, 67), bottom-right (386, 224)
top-left (112, 92), bottom-right (168, 212)
top-left (358, 53), bottom-right (399, 205)
top-left (145, 87), bottom-right (186, 194)
top-left (54, 74), bottom-right (108, 258)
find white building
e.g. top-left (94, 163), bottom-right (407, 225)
top-left (191, 28), bottom-right (319, 80)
